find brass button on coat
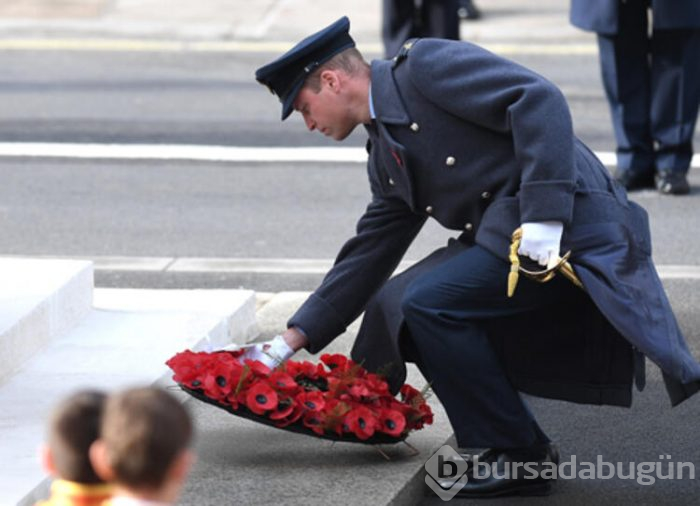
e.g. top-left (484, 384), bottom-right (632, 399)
top-left (410, 122), bottom-right (420, 132)
top-left (464, 222), bottom-right (473, 231)
top-left (446, 156), bottom-right (456, 166)
top-left (481, 191), bottom-right (491, 199)
top-left (425, 205), bottom-right (433, 214)
top-left (389, 178), bottom-right (395, 186)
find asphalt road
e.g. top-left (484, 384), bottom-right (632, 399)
top-left (0, 49), bottom-right (613, 147)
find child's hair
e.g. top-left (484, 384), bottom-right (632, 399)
top-left (47, 390), bottom-right (107, 484)
top-left (100, 387), bottom-right (192, 489)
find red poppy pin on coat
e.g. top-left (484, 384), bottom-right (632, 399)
top-left (390, 150), bottom-right (403, 168)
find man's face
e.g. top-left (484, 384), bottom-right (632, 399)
top-left (293, 72), bottom-right (357, 141)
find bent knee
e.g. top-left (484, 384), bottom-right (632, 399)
top-left (401, 278), bottom-right (438, 318)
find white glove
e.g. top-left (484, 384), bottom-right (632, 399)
top-left (518, 221), bottom-right (564, 267)
top-left (241, 335), bottom-right (295, 369)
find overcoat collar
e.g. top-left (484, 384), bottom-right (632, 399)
top-left (369, 60), bottom-right (411, 126)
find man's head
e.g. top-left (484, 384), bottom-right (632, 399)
top-left (90, 387), bottom-right (193, 500)
top-left (42, 390), bottom-right (107, 484)
top-left (256, 17), bottom-right (370, 140)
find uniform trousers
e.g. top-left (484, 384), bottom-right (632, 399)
top-left (382, 0), bottom-right (460, 58)
top-left (596, 0), bottom-right (700, 176)
top-left (400, 244), bottom-right (577, 449)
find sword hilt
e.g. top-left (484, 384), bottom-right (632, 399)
top-left (507, 227), bottom-right (584, 298)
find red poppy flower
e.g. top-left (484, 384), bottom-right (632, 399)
top-left (379, 409), bottom-right (406, 436)
top-left (167, 351), bottom-right (207, 387)
top-left (287, 360), bottom-right (326, 380)
top-left (165, 350), bottom-right (193, 371)
top-left (268, 371), bottom-right (299, 392)
top-left (417, 403), bottom-right (434, 426)
top-left (400, 384), bottom-right (422, 403)
top-left (343, 407), bottom-right (378, 440)
top-left (244, 359), bottom-right (272, 378)
top-left (348, 381), bottom-right (371, 400)
top-left (269, 397), bottom-right (296, 420)
top-left (365, 374), bottom-right (390, 395)
top-left (170, 364), bottom-right (200, 388)
top-left (302, 412), bottom-right (325, 435)
top-left (245, 382), bottom-right (278, 415)
top-left (296, 391), bottom-right (325, 412)
top-left (321, 399), bottom-right (351, 435)
top-left (202, 359), bottom-right (240, 400)
top-left (274, 402), bottom-right (304, 427)
top-left (320, 353), bottom-right (349, 371)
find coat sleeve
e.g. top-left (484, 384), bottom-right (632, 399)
top-left (288, 156), bottom-right (426, 353)
top-left (407, 39), bottom-right (577, 225)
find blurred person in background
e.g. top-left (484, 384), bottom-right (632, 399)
top-left (383, 0), bottom-right (469, 57)
top-left (37, 390), bottom-right (112, 506)
top-left (90, 387), bottom-right (194, 506)
top-left (571, 0), bottom-right (700, 195)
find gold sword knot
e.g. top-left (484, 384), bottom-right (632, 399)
top-left (507, 227), bottom-right (584, 298)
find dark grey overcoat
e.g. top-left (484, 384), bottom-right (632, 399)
top-left (288, 39), bottom-right (700, 407)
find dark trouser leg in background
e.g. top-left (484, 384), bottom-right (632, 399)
top-left (400, 245), bottom-right (575, 449)
top-left (597, 0), bottom-right (654, 185)
top-left (382, 0), bottom-right (460, 58)
top-left (651, 29), bottom-right (700, 178)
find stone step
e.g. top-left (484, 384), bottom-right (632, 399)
top-left (0, 258), bottom-right (93, 385)
top-left (5, 287), bottom-right (257, 506)
top-left (177, 292), bottom-right (453, 506)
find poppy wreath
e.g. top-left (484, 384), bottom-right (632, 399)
top-left (166, 349), bottom-right (433, 444)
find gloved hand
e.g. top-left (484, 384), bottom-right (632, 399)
top-left (518, 221), bottom-right (564, 267)
top-left (241, 335), bottom-right (295, 369)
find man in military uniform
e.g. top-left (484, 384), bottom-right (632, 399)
top-left (247, 17), bottom-right (700, 497)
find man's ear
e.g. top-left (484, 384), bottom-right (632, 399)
top-left (41, 445), bottom-right (56, 476)
top-left (89, 440), bottom-right (115, 482)
top-left (320, 70), bottom-right (341, 93)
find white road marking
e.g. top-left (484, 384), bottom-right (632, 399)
top-left (1, 142), bottom-right (699, 168)
top-left (0, 143), bottom-right (369, 163)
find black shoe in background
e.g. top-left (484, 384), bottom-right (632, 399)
top-left (614, 168), bottom-right (655, 191)
top-left (458, 0), bottom-right (482, 20)
top-left (656, 170), bottom-right (690, 195)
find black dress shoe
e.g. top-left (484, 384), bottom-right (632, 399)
top-left (614, 169), bottom-right (655, 191)
top-left (656, 170), bottom-right (690, 195)
top-left (459, 443), bottom-right (560, 467)
top-left (443, 443), bottom-right (559, 498)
